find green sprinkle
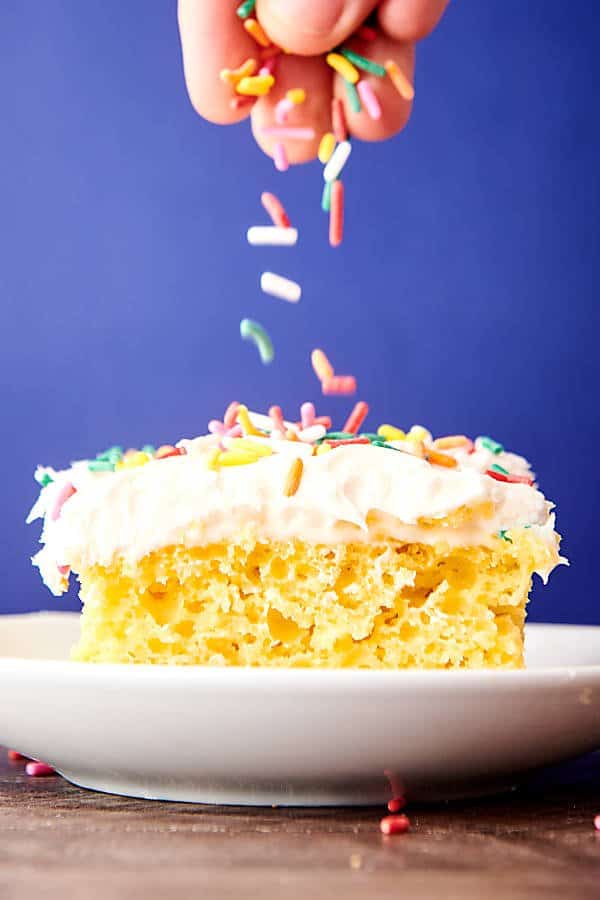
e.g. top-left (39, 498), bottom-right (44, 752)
top-left (321, 180), bottom-right (332, 213)
top-left (479, 436), bottom-right (504, 455)
top-left (240, 318), bottom-right (274, 365)
top-left (88, 459), bottom-right (115, 472)
top-left (490, 463), bottom-right (509, 475)
top-left (344, 79), bottom-right (362, 113)
top-left (358, 433), bottom-right (381, 442)
top-left (372, 440), bottom-right (402, 452)
top-left (35, 471), bottom-right (54, 487)
top-left (339, 48), bottom-right (386, 77)
top-left (141, 444), bottom-right (156, 456)
top-left (236, 0), bottom-right (256, 19)
top-left (96, 445), bottom-right (123, 462)
top-left (498, 529), bottom-right (513, 543)
top-left (317, 432), bottom-right (355, 443)
top-left (524, 524), bottom-right (532, 529)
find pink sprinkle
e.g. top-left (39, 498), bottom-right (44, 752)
top-left (50, 482), bottom-right (76, 521)
top-left (57, 564), bottom-right (70, 576)
top-left (262, 127), bottom-right (315, 140)
top-left (387, 796), bottom-right (406, 813)
top-left (208, 420), bottom-right (226, 436)
top-left (25, 761), bottom-right (56, 777)
top-left (8, 749), bottom-right (27, 761)
top-left (300, 402), bottom-right (315, 429)
top-left (594, 814), bottom-right (600, 831)
top-left (223, 401), bottom-right (240, 429)
top-left (227, 424), bottom-right (243, 438)
top-left (269, 405), bottom-right (286, 432)
top-left (322, 375), bottom-right (357, 396)
top-left (275, 97), bottom-right (294, 124)
top-left (273, 143), bottom-right (289, 171)
top-left (380, 814), bottom-right (410, 835)
top-left (357, 80), bottom-right (381, 120)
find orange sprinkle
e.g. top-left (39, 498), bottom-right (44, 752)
top-left (219, 58), bottom-right (258, 87)
top-left (384, 60), bottom-right (415, 102)
top-left (332, 97), bottom-right (348, 142)
top-left (343, 401), bottom-right (369, 434)
top-left (244, 18), bottom-right (271, 48)
top-left (285, 428), bottom-right (299, 442)
top-left (329, 180), bottom-right (344, 247)
top-left (432, 435), bottom-right (473, 451)
top-left (269, 404), bottom-right (286, 432)
top-left (311, 349), bottom-right (335, 382)
top-left (283, 457), bottom-right (304, 497)
top-left (426, 449), bottom-right (457, 468)
top-left (261, 192), bottom-right (291, 228)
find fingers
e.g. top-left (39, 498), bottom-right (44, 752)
top-left (178, 0), bottom-right (259, 124)
top-left (251, 56), bottom-right (332, 165)
top-left (257, 0), bottom-right (379, 56)
top-left (378, 0), bottom-right (448, 42)
top-left (334, 35), bottom-right (415, 142)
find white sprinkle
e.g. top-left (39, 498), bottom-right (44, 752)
top-left (260, 272), bottom-right (302, 303)
top-left (297, 425), bottom-right (326, 443)
top-left (323, 140), bottom-right (352, 183)
top-left (247, 226), bottom-right (298, 247)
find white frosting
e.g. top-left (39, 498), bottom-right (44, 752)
top-left (27, 434), bottom-right (565, 596)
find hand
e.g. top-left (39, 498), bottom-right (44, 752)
top-left (178, 0), bottom-right (448, 164)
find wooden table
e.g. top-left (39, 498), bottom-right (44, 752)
top-left (1, 748), bottom-right (599, 899)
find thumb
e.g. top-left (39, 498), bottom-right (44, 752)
top-left (257, 0), bottom-right (378, 55)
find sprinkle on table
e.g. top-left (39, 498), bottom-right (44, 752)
top-left (25, 761), bottom-right (56, 777)
top-left (380, 814), bottom-right (411, 835)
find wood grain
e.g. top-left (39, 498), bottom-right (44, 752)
top-left (1, 748), bottom-right (599, 899)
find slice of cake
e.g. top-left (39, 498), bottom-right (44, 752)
top-left (27, 402), bottom-right (565, 668)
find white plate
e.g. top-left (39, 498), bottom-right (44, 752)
top-left (1, 613), bottom-right (599, 806)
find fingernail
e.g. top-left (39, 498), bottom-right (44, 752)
top-left (271, 0), bottom-right (345, 36)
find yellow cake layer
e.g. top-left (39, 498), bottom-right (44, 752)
top-left (71, 531), bottom-right (552, 668)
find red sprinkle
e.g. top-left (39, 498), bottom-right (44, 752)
top-left (325, 437), bottom-right (370, 448)
top-left (356, 25), bottom-right (377, 40)
top-left (223, 401), bottom-right (241, 429)
top-left (332, 97), bottom-right (348, 142)
top-left (25, 762), bottom-right (55, 777)
top-left (322, 375), bottom-right (356, 396)
top-left (594, 814), bottom-right (600, 831)
top-left (329, 180), bottom-right (344, 247)
top-left (155, 445), bottom-right (185, 460)
top-left (343, 401), bottom-right (369, 434)
top-left (387, 796), bottom-right (406, 813)
top-left (261, 192), bottom-right (291, 229)
top-left (380, 814), bottom-right (411, 836)
top-left (486, 469), bottom-right (534, 486)
top-left (50, 482), bottom-right (77, 521)
top-left (8, 750), bottom-right (27, 761)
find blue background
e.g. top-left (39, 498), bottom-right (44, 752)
top-left (1, 1), bottom-right (598, 622)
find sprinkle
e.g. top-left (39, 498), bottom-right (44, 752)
top-left (34, 469), bottom-right (54, 487)
top-left (258, 59), bottom-right (277, 77)
top-left (273, 143), bottom-right (289, 171)
top-left (325, 437), bottom-right (370, 448)
top-left (206, 448), bottom-right (221, 470)
top-left (326, 53), bottom-right (360, 84)
top-left (260, 192), bottom-right (291, 229)
top-left (269, 405), bottom-right (286, 432)
top-left (426, 449), bottom-right (457, 469)
top-left (329, 180), bottom-right (344, 247)
top-left (286, 88), bottom-right (306, 105)
top-left (339, 48), bottom-right (386, 78)
top-left (486, 469), bottom-right (534, 486)
top-left (142, 445), bottom-right (156, 455)
top-left (8, 750), bottom-right (27, 760)
top-left (344, 79), bottom-right (362, 113)
top-left (377, 424), bottom-right (406, 442)
top-left (318, 132), bottom-right (336, 164)
top-left (317, 431), bottom-right (354, 442)
top-left (96, 445), bottom-right (123, 462)
top-left (236, 404), bottom-right (265, 436)
top-left (224, 401), bottom-right (241, 428)
top-left (220, 58), bottom-right (258, 87)
top-left (314, 416), bottom-right (333, 429)
top-left (236, 74), bottom-right (274, 96)
top-left (321, 181), bottom-right (332, 213)
top-left (298, 424), bottom-right (326, 443)
top-left (432, 435), bottom-right (473, 451)
top-left (260, 271), bottom-right (302, 303)
top-left (236, 0), bottom-right (256, 19)
top-left (380, 814), bottom-right (410, 836)
top-left (51, 482), bottom-right (76, 521)
top-left (407, 425), bottom-right (432, 443)
top-left (343, 401), bottom-right (369, 434)
top-left (322, 375), bottom-right (357, 395)
top-left (479, 436), bottom-right (504, 454)
top-left (490, 462), bottom-right (509, 475)
top-left (594, 814), bottom-right (600, 831)
top-left (357, 80), bottom-right (381, 119)
top-left (115, 451), bottom-right (151, 471)
top-left (283, 457), bottom-right (304, 497)
top-left (387, 797), bottom-right (406, 813)
top-left (301, 402), bottom-right (315, 429)
top-left (261, 126), bottom-right (316, 140)
top-left (498, 530), bottom-right (513, 543)
top-left (331, 98), bottom-right (348, 142)
top-left (243, 18), bottom-right (271, 48)
top-left (384, 60), bottom-right (415, 101)
top-left (228, 437), bottom-right (273, 458)
top-left (240, 318), bottom-right (275, 364)
top-left (316, 443), bottom-right (332, 455)
top-left (324, 141), bottom-right (352, 183)
top-left (229, 95), bottom-right (255, 111)
top-left (247, 226), bottom-right (298, 246)
top-left (25, 762), bottom-right (55, 777)
top-left (87, 459), bottom-right (115, 472)
top-left (357, 25), bottom-right (377, 41)
top-left (219, 449), bottom-right (261, 467)
top-left (311, 349), bottom-right (335, 382)
top-left (275, 97), bottom-right (294, 124)
top-left (155, 445), bottom-right (185, 460)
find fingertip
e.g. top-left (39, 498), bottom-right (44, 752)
top-left (378, 0), bottom-right (448, 43)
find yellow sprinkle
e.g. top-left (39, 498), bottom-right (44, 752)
top-left (219, 58), bottom-right (258, 87)
top-left (206, 448), bottom-right (221, 470)
top-left (236, 74), bottom-right (275, 96)
top-left (229, 438), bottom-right (272, 458)
top-left (236, 404), bottom-right (263, 436)
top-left (316, 442), bottom-right (332, 455)
top-left (432, 435), bottom-right (471, 450)
top-left (384, 59), bottom-right (415, 102)
top-left (326, 53), bottom-right (359, 84)
top-left (408, 425), bottom-right (432, 443)
top-left (318, 132), bottom-right (336, 164)
top-left (115, 451), bottom-right (151, 471)
top-left (286, 88), bottom-right (306, 105)
top-left (219, 449), bottom-right (261, 467)
top-left (377, 424), bottom-right (406, 442)
top-left (283, 457), bottom-right (304, 497)
top-left (243, 18), bottom-right (271, 48)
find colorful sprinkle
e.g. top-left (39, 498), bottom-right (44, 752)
top-left (384, 60), bottom-right (415, 101)
top-left (344, 79), bottom-right (362, 113)
top-left (380, 814), bottom-right (410, 835)
top-left (261, 126), bottom-right (316, 140)
top-left (331, 97), bottom-right (348, 142)
top-left (594, 814), bottom-right (600, 832)
top-left (286, 88), bottom-right (306, 105)
top-left (326, 53), bottom-right (360, 84)
top-left (240, 319), bottom-right (275, 364)
top-left (321, 180), bottom-right (332, 213)
top-left (224, 401), bottom-right (241, 429)
top-left (325, 437), bottom-right (370, 448)
top-left (220, 58), bottom-right (258, 87)
top-left (283, 457), bottom-right (304, 496)
top-left (322, 375), bottom-right (357, 395)
top-left (339, 48), bottom-right (386, 78)
top-left (25, 761), bottom-right (55, 777)
top-left (479, 436), bottom-right (504, 454)
top-left (155, 445), bottom-right (185, 460)
top-left (243, 18), bottom-right (271, 48)
top-left (247, 226), bottom-right (298, 246)
top-left (323, 141), bottom-right (352, 183)
top-left (329, 180), bottom-right (344, 247)
top-left (357, 80), bottom-right (381, 120)
top-left (236, 0), bottom-right (256, 19)
top-left (50, 482), bottom-right (76, 521)
top-left (498, 530), bottom-right (513, 543)
top-left (387, 797), bottom-right (406, 813)
top-left (261, 192), bottom-right (291, 228)
top-left (8, 750), bottom-right (27, 761)
top-left (260, 271), bottom-right (302, 302)
top-left (343, 401), bottom-right (369, 434)
top-left (490, 462), bottom-right (509, 475)
top-left (34, 469), bottom-right (54, 487)
top-left (432, 435), bottom-right (473, 451)
top-left (273, 142), bottom-right (289, 171)
top-left (87, 459), bottom-right (115, 472)
top-left (377, 424), bottom-right (406, 442)
top-left (300, 402), bottom-right (316, 429)
top-left (426, 448), bottom-right (458, 469)
top-left (236, 74), bottom-right (274, 96)
top-left (269, 405), bottom-right (286, 433)
top-left (486, 469), bottom-right (534, 486)
top-left (311, 349), bottom-right (335, 382)
top-left (318, 132), bottom-right (336, 164)
top-left (275, 97), bottom-right (294, 124)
